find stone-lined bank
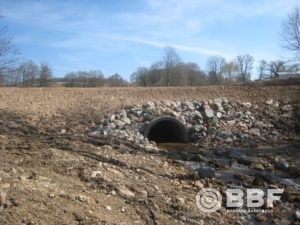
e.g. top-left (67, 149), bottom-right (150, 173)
top-left (91, 98), bottom-right (297, 149)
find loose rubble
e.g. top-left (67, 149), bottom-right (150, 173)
top-left (92, 98), bottom-right (296, 149)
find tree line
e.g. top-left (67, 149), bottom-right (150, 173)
top-left (2, 48), bottom-right (299, 88)
top-left (130, 47), bottom-right (207, 86)
top-left (3, 64), bottom-right (129, 87)
top-left (130, 48), bottom-right (300, 86)
top-left (63, 71), bottom-right (128, 87)
top-left (0, 6), bottom-right (299, 87)
top-left (4, 60), bottom-right (53, 87)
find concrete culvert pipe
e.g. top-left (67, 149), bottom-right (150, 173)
top-left (144, 116), bottom-right (188, 143)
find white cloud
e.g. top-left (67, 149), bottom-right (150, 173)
top-left (110, 35), bottom-right (233, 57)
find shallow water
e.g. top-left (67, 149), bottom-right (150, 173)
top-left (157, 142), bottom-right (300, 225)
top-left (158, 142), bottom-right (300, 187)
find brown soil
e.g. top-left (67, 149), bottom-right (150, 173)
top-left (0, 86), bottom-right (299, 225)
top-left (1, 86), bottom-right (299, 119)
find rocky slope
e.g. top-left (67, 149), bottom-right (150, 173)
top-left (93, 98), bottom-right (298, 149)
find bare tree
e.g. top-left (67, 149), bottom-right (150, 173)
top-left (222, 61), bottom-right (239, 81)
top-left (0, 26), bottom-right (12, 74)
top-left (17, 60), bottom-right (39, 87)
top-left (268, 60), bottom-right (286, 78)
top-left (0, 16), bottom-right (18, 80)
top-left (182, 63), bottom-right (207, 86)
top-left (257, 60), bottom-right (269, 80)
top-left (106, 73), bottom-right (128, 87)
top-left (206, 56), bottom-right (225, 84)
top-left (0, 73), bottom-right (4, 86)
top-left (130, 46), bottom-right (208, 87)
top-left (130, 60), bottom-right (207, 87)
top-left (6, 68), bottom-right (22, 86)
top-left (130, 67), bottom-right (149, 86)
top-left (287, 62), bottom-right (300, 72)
top-left (281, 6), bottom-right (300, 59)
top-left (169, 63), bottom-right (187, 86)
top-left (63, 70), bottom-right (105, 87)
top-left (39, 63), bottom-right (53, 87)
top-left (88, 70), bottom-right (105, 87)
top-left (236, 54), bottom-right (254, 82)
top-left (148, 62), bottom-right (163, 86)
top-left (162, 46), bottom-right (181, 86)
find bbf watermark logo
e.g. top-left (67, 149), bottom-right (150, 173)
top-left (195, 188), bottom-right (284, 213)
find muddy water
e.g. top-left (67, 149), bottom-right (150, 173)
top-left (158, 142), bottom-right (300, 189)
top-left (158, 142), bottom-right (300, 224)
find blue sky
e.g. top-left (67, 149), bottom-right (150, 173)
top-left (0, 0), bottom-right (298, 79)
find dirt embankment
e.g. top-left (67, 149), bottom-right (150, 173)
top-left (0, 86), bottom-right (299, 134)
top-left (0, 86), bottom-right (299, 119)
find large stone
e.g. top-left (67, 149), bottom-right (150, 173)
top-left (193, 125), bottom-right (204, 132)
top-left (226, 148), bottom-right (246, 159)
top-left (110, 114), bottom-right (116, 121)
top-left (181, 101), bottom-right (195, 110)
top-left (194, 110), bottom-right (203, 119)
top-left (108, 123), bottom-right (116, 129)
top-left (222, 97), bottom-right (229, 105)
top-left (19, 175), bottom-right (28, 181)
top-left (168, 110), bottom-right (180, 118)
top-left (194, 180), bottom-right (204, 188)
top-left (114, 120), bottom-right (125, 129)
top-left (213, 98), bottom-right (223, 105)
top-left (273, 101), bottom-right (280, 108)
top-left (106, 205), bottom-right (112, 211)
top-left (256, 214), bottom-right (267, 222)
top-left (275, 158), bottom-right (289, 171)
top-left (204, 107), bottom-right (215, 118)
top-left (122, 117), bottom-right (131, 125)
top-left (143, 112), bottom-right (154, 121)
top-left (216, 131), bottom-right (233, 139)
top-left (143, 102), bottom-right (155, 110)
top-left (265, 99), bottom-right (273, 105)
top-left (227, 120), bottom-right (236, 126)
top-left (281, 104), bottom-right (292, 112)
top-left (176, 196), bottom-right (185, 204)
top-left (216, 112), bottom-right (222, 118)
top-left (190, 132), bottom-right (203, 141)
top-left (295, 210), bottom-right (300, 220)
top-left (133, 110), bottom-right (143, 117)
top-left (119, 110), bottom-right (127, 118)
top-left (254, 121), bottom-right (267, 128)
top-left (117, 186), bottom-right (135, 198)
top-left (242, 102), bottom-right (252, 109)
top-left (213, 98), bottom-right (224, 111)
top-left (75, 195), bottom-right (90, 203)
top-left (249, 128), bottom-right (261, 137)
top-left (197, 167), bottom-right (215, 178)
top-left (91, 171), bottom-right (102, 178)
top-left (251, 162), bottom-right (265, 170)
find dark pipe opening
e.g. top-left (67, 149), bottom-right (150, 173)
top-left (144, 117), bottom-right (188, 143)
